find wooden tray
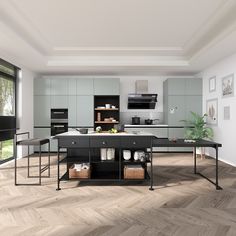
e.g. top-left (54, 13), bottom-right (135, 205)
top-left (124, 166), bottom-right (145, 179)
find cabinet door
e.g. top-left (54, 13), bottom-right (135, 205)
top-left (94, 78), bottom-right (120, 95)
top-left (51, 96), bottom-right (68, 109)
top-left (68, 96), bottom-right (77, 126)
top-left (68, 78), bottom-right (77, 95)
top-left (167, 78), bottom-right (186, 95)
top-left (76, 96), bottom-right (94, 126)
top-left (77, 78), bottom-right (94, 95)
top-left (186, 78), bottom-right (202, 95)
top-left (34, 96), bottom-right (51, 126)
top-left (51, 78), bottom-right (68, 95)
top-left (34, 128), bottom-right (51, 152)
top-left (34, 78), bottom-right (51, 95)
top-left (186, 96), bottom-right (202, 120)
top-left (167, 96), bottom-right (186, 125)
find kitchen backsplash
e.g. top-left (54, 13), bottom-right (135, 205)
top-left (120, 111), bottom-right (164, 125)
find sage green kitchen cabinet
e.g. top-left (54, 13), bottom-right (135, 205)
top-left (51, 96), bottom-right (68, 109)
top-left (77, 78), bottom-right (94, 95)
top-left (68, 96), bottom-right (77, 126)
top-left (51, 78), bottom-right (68, 95)
top-left (68, 78), bottom-right (77, 95)
top-left (166, 78), bottom-right (186, 95)
top-left (186, 78), bottom-right (202, 95)
top-left (167, 96), bottom-right (186, 125)
top-left (76, 95), bottom-right (94, 126)
top-left (94, 78), bottom-right (120, 95)
top-left (186, 96), bottom-right (202, 120)
top-left (34, 96), bottom-right (51, 126)
top-left (34, 78), bottom-right (51, 95)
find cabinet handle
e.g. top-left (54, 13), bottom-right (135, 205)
top-left (72, 141), bottom-right (76, 145)
top-left (133, 141), bottom-right (136, 145)
top-left (102, 141), bottom-right (106, 145)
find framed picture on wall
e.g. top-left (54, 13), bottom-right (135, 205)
top-left (222, 74), bottom-right (234, 98)
top-left (206, 98), bottom-right (218, 126)
top-left (209, 76), bottom-right (216, 92)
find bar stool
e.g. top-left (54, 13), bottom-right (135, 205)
top-left (14, 132), bottom-right (50, 186)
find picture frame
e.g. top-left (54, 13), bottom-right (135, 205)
top-left (209, 76), bottom-right (216, 92)
top-left (206, 98), bottom-right (218, 126)
top-left (222, 74), bottom-right (234, 98)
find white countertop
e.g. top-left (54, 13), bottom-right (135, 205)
top-left (55, 130), bottom-right (155, 137)
top-left (125, 124), bottom-right (168, 128)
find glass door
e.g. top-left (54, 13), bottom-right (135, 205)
top-left (0, 59), bottom-right (18, 164)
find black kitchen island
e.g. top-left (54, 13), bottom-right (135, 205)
top-left (54, 131), bottom-right (155, 190)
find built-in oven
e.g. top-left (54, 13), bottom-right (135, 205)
top-left (51, 109), bottom-right (68, 136)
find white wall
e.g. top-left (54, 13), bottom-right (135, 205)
top-left (17, 68), bottom-right (35, 158)
top-left (201, 53), bottom-right (236, 166)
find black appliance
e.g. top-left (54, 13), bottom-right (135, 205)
top-left (144, 119), bottom-right (159, 125)
top-left (132, 116), bottom-right (140, 125)
top-left (51, 109), bottom-right (68, 136)
top-left (128, 94), bottom-right (157, 109)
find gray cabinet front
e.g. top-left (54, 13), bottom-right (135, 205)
top-left (94, 78), bottom-right (120, 95)
top-left (34, 78), bottom-right (51, 95)
top-left (34, 96), bottom-right (51, 126)
top-left (68, 96), bottom-right (77, 126)
top-left (186, 78), bottom-right (202, 95)
top-left (77, 78), bottom-right (94, 95)
top-left (51, 95), bottom-right (68, 109)
top-left (51, 78), bottom-right (68, 95)
top-left (185, 96), bottom-right (202, 120)
top-left (76, 95), bottom-right (94, 126)
top-left (167, 78), bottom-right (186, 95)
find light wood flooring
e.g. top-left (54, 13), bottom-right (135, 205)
top-left (1, 153), bottom-right (236, 236)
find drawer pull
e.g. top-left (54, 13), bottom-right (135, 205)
top-left (72, 141), bottom-right (76, 145)
top-left (133, 141), bottom-right (136, 145)
top-left (102, 141), bottom-right (106, 145)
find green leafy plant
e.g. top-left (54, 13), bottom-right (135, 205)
top-left (181, 112), bottom-right (213, 140)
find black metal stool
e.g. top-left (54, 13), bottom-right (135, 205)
top-left (14, 132), bottom-right (50, 186)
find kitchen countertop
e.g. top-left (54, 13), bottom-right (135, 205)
top-left (54, 130), bottom-right (155, 137)
top-left (124, 124), bottom-right (188, 128)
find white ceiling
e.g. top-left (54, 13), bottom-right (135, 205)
top-left (1, 0), bottom-right (236, 75)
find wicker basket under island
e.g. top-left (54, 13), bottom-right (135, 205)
top-left (124, 165), bottom-right (145, 179)
top-left (69, 164), bottom-right (91, 179)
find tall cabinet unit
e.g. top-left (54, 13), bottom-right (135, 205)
top-left (163, 78), bottom-right (202, 151)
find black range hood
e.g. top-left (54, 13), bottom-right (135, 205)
top-left (128, 94), bottom-right (158, 109)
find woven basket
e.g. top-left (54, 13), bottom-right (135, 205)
top-left (69, 165), bottom-right (91, 179)
top-left (124, 166), bottom-right (144, 179)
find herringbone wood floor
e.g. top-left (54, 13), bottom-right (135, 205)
top-left (0, 153), bottom-right (236, 236)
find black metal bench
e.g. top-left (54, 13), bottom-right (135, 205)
top-left (14, 132), bottom-right (50, 185)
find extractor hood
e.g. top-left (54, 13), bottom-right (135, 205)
top-left (128, 94), bottom-right (158, 109)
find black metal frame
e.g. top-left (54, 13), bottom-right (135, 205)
top-left (152, 138), bottom-right (223, 190)
top-left (15, 132), bottom-right (50, 186)
top-left (56, 136), bottom-right (154, 191)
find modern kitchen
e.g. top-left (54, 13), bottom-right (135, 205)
top-left (1, 1), bottom-right (236, 235)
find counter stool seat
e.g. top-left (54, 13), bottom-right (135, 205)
top-left (15, 132), bottom-right (51, 186)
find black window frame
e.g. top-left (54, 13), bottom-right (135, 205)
top-left (0, 58), bottom-right (19, 164)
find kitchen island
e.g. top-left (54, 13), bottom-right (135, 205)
top-left (54, 131), bottom-right (155, 190)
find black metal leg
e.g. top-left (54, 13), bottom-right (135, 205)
top-left (27, 145), bottom-right (30, 177)
top-left (215, 147), bottom-right (222, 190)
top-left (56, 147), bottom-right (61, 191)
top-left (194, 146), bottom-right (197, 174)
top-left (14, 135), bottom-right (17, 185)
top-left (39, 145), bottom-right (42, 185)
top-left (149, 140), bottom-right (154, 191)
top-left (48, 142), bottom-right (50, 177)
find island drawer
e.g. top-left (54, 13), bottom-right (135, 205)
top-left (90, 137), bottom-right (120, 147)
top-left (120, 137), bottom-right (152, 148)
top-left (58, 137), bottom-right (90, 148)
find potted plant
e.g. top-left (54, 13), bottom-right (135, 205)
top-left (181, 112), bottom-right (214, 158)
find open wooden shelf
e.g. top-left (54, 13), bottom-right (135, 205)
top-left (95, 108), bottom-right (119, 111)
top-left (95, 121), bottom-right (119, 124)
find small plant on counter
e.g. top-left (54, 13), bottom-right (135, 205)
top-left (96, 126), bottom-right (102, 133)
top-left (181, 112), bottom-right (213, 141)
top-left (109, 128), bottom-right (118, 133)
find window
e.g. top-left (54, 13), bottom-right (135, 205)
top-left (0, 59), bottom-right (19, 164)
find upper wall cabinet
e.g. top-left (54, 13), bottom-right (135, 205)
top-left (166, 78), bottom-right (202, 96)
top-left (34, 96), bottom-right (51, 126)
top-left (185, 78), bottom-right (202, 95)
top-left (76, 78), bottom-right (94, 95)
top-left (94, 78), bottom-right (120, 95)
top-left (51, 96), bottom-right (68, 109)
top-left (50, 78), bottom-right (68, 95)
top-left (34, 78), bottom-right (51, 95)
